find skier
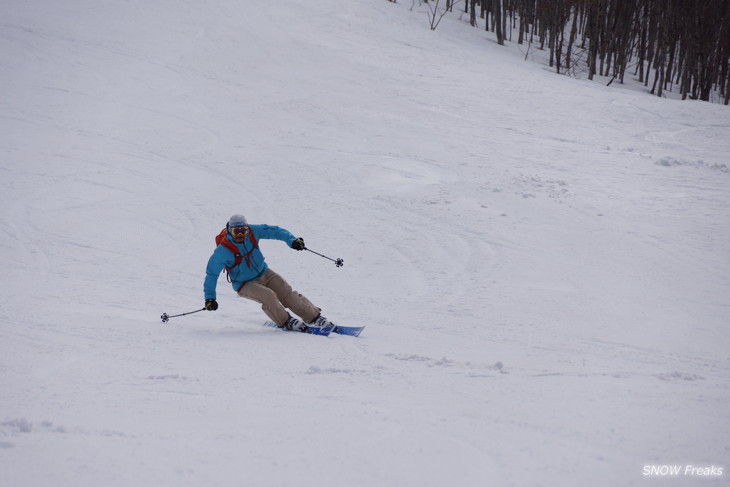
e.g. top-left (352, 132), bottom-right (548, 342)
top-left (203, 214), bottom-right (334, 332)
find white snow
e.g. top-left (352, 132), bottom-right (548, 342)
top-left (1, 0), bottom-right (729, 486)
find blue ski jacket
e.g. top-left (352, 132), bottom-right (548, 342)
top-left (204, 224), bottom-right (296, 300)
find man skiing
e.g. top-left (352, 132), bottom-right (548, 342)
top-left (203, 214), bottom-right (334, 332)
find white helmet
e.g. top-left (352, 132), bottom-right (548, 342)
top-left (227, 214), bottom-right (248, 228)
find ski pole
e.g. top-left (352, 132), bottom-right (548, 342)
top-left (305, 247), bottom-right (344, 267)
top-left (160, 308), bottom-right (206, 323)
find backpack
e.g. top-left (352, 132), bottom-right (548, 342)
top-left (215, 228), bottom-right (258, 282)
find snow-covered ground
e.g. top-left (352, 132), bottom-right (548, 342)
top-left (2, 1), bottom-right (729, 486)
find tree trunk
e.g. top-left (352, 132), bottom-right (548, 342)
top-left (495, 0), bottom-right (504, 45)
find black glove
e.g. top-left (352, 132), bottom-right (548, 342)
top-left (291, 238), bottom-right (305, 251)
top-left (204, 298), bottom-right (218, 311)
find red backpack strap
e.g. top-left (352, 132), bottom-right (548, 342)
top-left (216, 227), bottom-right (259, 267)
top-left (215, 228), bottom-right (260, 287)
top-left (215, 229), bottom-right (243, 268)
top-left (247, 230), bottom-right (258, 248)
top-left (243, 230), bottom-right (258, 266)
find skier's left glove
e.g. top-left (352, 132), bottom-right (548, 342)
top-left (204, 299), bottom-right (218, 311)
top-left (291, 238), bottom-right (305, 251)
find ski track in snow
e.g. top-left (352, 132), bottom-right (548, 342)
top-left (2, 0), bottom-right (729, 486)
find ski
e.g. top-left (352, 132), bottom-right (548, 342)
top-left (263, 321), bottom-right (331, 336)
top-left (262, 321), bottom-right (365, 337)
top-left (331, 325), bottom-right (365, 337)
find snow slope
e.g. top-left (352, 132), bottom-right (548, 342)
top-left (1, 1), bottom-right (729, 486)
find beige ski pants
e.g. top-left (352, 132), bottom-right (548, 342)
top-left (237, 268), bottom-right (319, 326)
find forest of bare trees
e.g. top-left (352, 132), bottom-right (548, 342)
top-left (409, 0), bottom-right (730, 104)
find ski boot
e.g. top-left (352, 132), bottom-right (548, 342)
top-left (308, 313), bottom-right (334, 331)
top-left (283, 316), bottom-right (308, 333)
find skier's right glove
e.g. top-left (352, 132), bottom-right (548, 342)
top-left (291, 238), bottom-right (306, 251)
top-left (204, 299), bottom-right (218, 311)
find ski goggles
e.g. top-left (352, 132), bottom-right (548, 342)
top-left (230, 225), bottom-right (249, 238)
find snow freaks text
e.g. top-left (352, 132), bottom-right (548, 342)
top-left (642, 465), bottom-right (724, 477)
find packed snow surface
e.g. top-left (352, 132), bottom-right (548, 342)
top-left (1, 1), bottom-right (729, 486)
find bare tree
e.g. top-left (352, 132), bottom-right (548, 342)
top-left (407, 0), bottom-right (730, 103)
